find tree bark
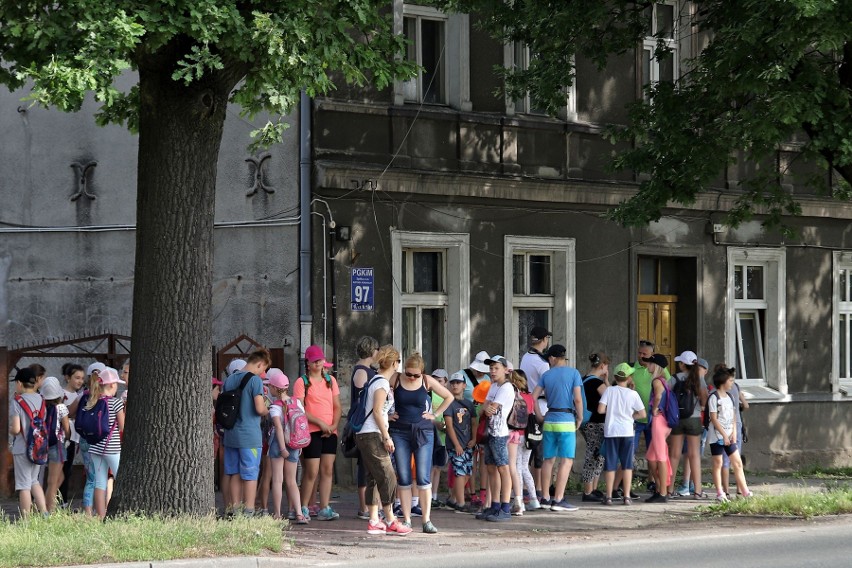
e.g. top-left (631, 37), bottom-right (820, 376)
top-left (108, 59), bottom-right (232, 516)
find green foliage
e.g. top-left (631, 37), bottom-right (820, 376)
top-left (0, 509), bottom-right (285, 568)
top-left (440, 0), bottom-right (852, 231)
top-left (701, 487), bottom-right (852, 518)
top-left (0, 1), bottom-right (416, 142)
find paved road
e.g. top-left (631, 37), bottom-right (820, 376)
top-left (297, 520), bottom-right (852, 568)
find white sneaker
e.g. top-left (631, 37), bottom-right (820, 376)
top-left (715, 493), bottom-right (729, 503)
top-left (527, 498), bottom-right (541, 510)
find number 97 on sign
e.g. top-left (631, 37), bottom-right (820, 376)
top-left (351, 268), bottom-right (374, 311)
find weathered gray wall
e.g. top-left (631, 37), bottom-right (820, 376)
top-left (0, 83), bottom-right (303, 379)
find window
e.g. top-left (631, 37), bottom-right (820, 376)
top-left (393, 231), bottom-right (470, 372)
top-left (505, 42), bottom-right (577, 120)
top-left (504, 236), bottom-right (576, 366)
top-left (726, 248), bottom-right (787, 394)
top-left (833, 253), bottom-right (852, 393)
top-left (394, 3), bottom-right (471, 110)
top-left (641, 1), bottom-right (679, 99)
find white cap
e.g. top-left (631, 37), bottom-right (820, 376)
top-left (674, 351), bottom-right (698, 365)
top-left (40, 376), bottom-right (64, 400)
top-left (469, 350), bottom-right (490, 373)
top-left (98, 367), bottom-right (126, 385)
top-left (227, 359), bottom-right (246, 375)
top-left (87, 362), bottom-right (106, 376)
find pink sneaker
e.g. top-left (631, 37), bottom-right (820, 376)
top-left (367, 519), bottom-right (387, 535)
top-left (308, 505), bottom-right (319, 517)
top-left (386, 520), bottom-right (413, 535)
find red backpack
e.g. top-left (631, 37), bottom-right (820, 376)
top-left (15, 395), bottom-right (49, 465)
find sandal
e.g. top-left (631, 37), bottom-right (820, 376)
top-left (295, 514), bottom-right (309, 525)
top-left (693, 492), bottom-right (707, 500)
top-left (623, 497), bottom-right (632, 506)
top-left (602, 497), bottom-right (613, 506)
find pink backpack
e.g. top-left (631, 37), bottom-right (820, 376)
top-left (276, 398), bottom-right (310, 449)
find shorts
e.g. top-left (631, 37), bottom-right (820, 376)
top-left (223, 446), bottom-right (262, 480)
top-left (670, 416), bottom-right (703, 436)
top-left (508, 430), bottom-right (524, 444)
top-left (602, 437), bottom-right (635, 472)
top-left (268, 438), bottom-right (301, 463)
top-left (710, 441), bottom-right (739, 456)
top-left (13, 453), bottom-right (42, 491)
top-left (432, 444), bottom-right (448, 468)
top-left (302, 431), bottom-right (338, 459)
top-left (484, 435), bottom-right (509, 467)
top-left (449, 447), bottom-right (474, 476)
top-left (48, 444), bottom-right (66, 464)
top-left (542, 421), bottom-right (577, 460)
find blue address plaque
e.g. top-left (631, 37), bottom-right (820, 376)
top-left (351, 267), bottom-right (374, 311)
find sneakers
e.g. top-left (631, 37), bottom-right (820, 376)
top-left (550, 499), bottom-right (579, 512)
top-left (645, 492), bottom-right (668, 503)
top-left (527, 498), bottom-right (542, 510)
top-left (410, 504), bottom-right (423, 517)
top-left (510, 503), bottom-right (525, 516)
top-left (301, 506), bottom-right (311, 519)
top-left (716, 492), bottom-right (729, 503)
top-left (676, 485), bottom-right (692, 497)
top-left (581, 492), bottom-right (601, 502)
top-left (486, 509), bottom-right (512, 522)
top-left (386, 520), bottom-right (413, 535)
top-left (591, 489), bottom-right (605, 500)
top-left (615, 488), bottom-right (639, 500)
top-left (422, 521), bottom-right (438, 534)
top-left (475, 506), bottom-right (495, 520)
top-left (393, 503), bottom-right (403, 518)
top-left (647, 481), bottom-right (657, 493)
top-left (308, 504), bottom-right (319, 517)
top-left (287, 509), bottom-right (297, 520)
top-left (367, 519), bottom-right (387, 535)
top-left (317, 506), bottom-right (340, 521)
top-left (539, 498), bottom-right (552, 508)
top-left (356, 509), bottom-right (370, 520)
top-left (431, 499), bottom-right (444, 509)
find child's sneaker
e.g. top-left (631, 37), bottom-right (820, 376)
top-left (287, 509), bottom-right (297, 520)
top-left (317, 506), bottom-right (340, 521)
top-left (716, 492), bottom-right (729, 502)
top-left (301, 506), bottom-right (311, 519)
top-left (393, 503), bottom-right (404, 518)
top-left (356, 510), bottom-right (370, 520)
top-left (675, 484), bottom-right (691, 497)
top-left (527, 498), bottom-right (542, 510)
top-left (308, 505), bottom-right (319, 517)
top-left (386, 520), bottom-right (413, 535)
top-left (410, 504), bottom-right (423, 517)
top-left (486, 509), bottom-right (512, 522)
top-left (550, 499), bottom-right (579, 512)
top-left (367, 519), bottom-right (387, 535)
top-left (510, 503), bottom-right (524, 516)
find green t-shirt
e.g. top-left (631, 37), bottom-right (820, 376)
top-left (631, 363), bottom-right (671, 423)
top-left (432, 391), bottom-right (446, 445)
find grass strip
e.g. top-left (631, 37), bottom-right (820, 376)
top-left (0, 509), bottom-right (286, 568)
top-left (700, 486), bottom-right (852, 519)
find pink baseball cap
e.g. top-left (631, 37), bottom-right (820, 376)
top-left (98, 367), bottom-right (126, 385)
top-left (305, 345), bottom-right (333, 368)
top-left (264, 368), bottom-right (290, 389)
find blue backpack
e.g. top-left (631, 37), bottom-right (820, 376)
top-left (75, 393), bottom-right (112, 444)
top-left (347, 375), bottom-right (381, 433)
top-left (658, 379), bottom-right (681, 428)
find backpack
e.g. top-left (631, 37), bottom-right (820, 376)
top-left (702, 391), bottom-right (720, 429)
top-left (524, 411), bottom-right (543, 449)
top-left (507, 388), bottom-right (530, 430)
top-left (15, 395), bottom-right (49, 465)
top-left (281, 398), bottom-right (311, 449)
top-left (301, 372), bottom-right (333, 398)
top-left (75, 393), bottom-right (113, 444)
top-left (672, 379), bottom-right (697, 418)
top-left (214, 372), bottom-right (254, 430)
top-left (657, 378), bottom-right (680, 428)
top-left (45, 404), bottom-right (59, 447)
top-left (347, 375), bottom-right (381, 433)
top-left (580, 375), bottom-right (598, 424)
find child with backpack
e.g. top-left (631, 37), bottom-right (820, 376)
top-left (40, 376), bottom-right (71, 512)
top-left (264, 369), bottom-right (308, 522)
top-left (508, 369), bottom-right (536, 515)
top-left (83, 366), bottom-right (126, 519)
top-left (77, 361), bottom-right (106, 516)
top-left (9, 367), bottom-right (49, 518)
top-left (708, 365), bottom-right (752, 501)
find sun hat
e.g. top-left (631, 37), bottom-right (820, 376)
top-left (98, 367), bottom-right (126, 385)
top-left (468, 351), bottom-right (490, 373)
top-left (472, 380), bottom-right (492, 404)
top-left (39, 376), bottom-right (64, 400)
top-left (264, 368), bottom-right (290, 389)
top-left (226, 359), bottom-right (246, 375)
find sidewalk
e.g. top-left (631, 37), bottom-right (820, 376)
top-left (3, 474), bottom-right (835, 568)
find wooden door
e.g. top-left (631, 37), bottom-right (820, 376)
top-left (637, 295), bottom-right (677, 365)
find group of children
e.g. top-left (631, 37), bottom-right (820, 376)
top-left (8, 360), bottom-right (127, 518)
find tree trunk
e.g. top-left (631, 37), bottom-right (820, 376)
top-left (109, 61), bottom-right (231, 516)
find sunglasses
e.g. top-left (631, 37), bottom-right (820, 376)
top-left (404, 372), bottom-right (421, 378)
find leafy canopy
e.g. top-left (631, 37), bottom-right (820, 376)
top-left (439, 0), bottom-right (852, 233)
top-left (0, 1), bottom-right (415, 145)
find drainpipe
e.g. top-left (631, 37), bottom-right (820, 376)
top-left (299, 90), bottom-right (312, 360)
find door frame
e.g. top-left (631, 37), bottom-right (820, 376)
top-left (629, 244), bottom-right (705, 359)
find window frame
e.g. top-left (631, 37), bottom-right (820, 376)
top-left (640, 0), bottom-right (680, 99)
top-left (504, 41), bottom-right (578, 121)
top-left (726, 247), bottom-right (787, 394)
top-left (394, 2), bottom-right (471, 110)
top-left (392, 230), bottom-right (470, 371)
top-left (504, 236), bottom-right (575, 367)
top-left (832, 252), bottom-right (852, 393)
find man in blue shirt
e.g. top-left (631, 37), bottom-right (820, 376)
top-left (531, 344), bottom-right (583, 512)
top-left (221, 348), bottom-right (271, 517)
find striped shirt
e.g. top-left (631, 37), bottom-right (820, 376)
top-left (88, 397), bottom-right (124, 456)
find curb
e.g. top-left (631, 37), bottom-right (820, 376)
top-left (65, 558), bottom-right (297, 568)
